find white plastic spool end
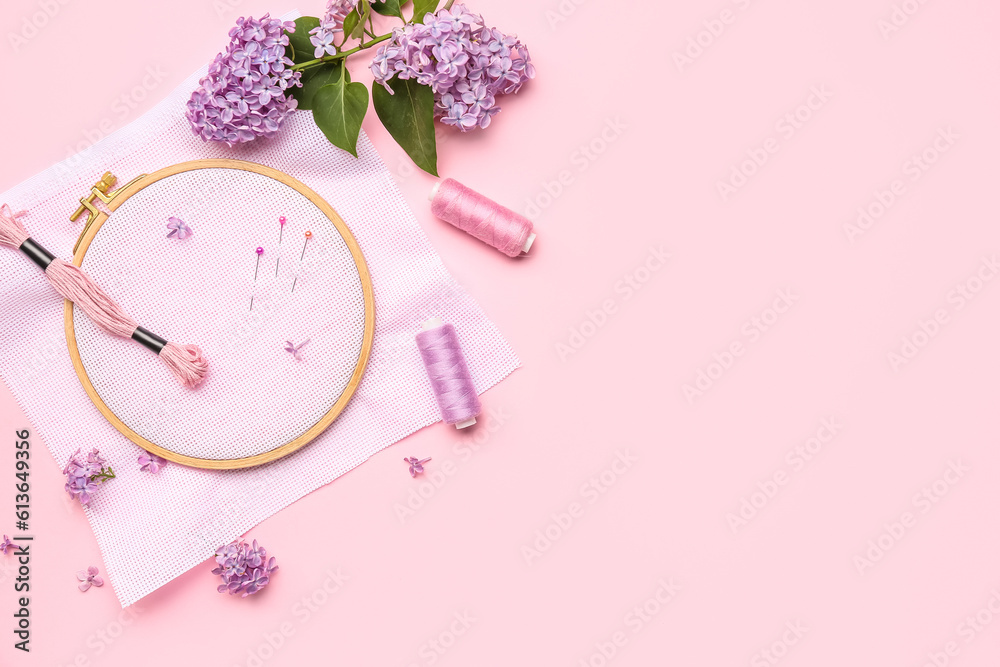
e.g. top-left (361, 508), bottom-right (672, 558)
top-left (429, 181), bottom-right (442, 202)
top-left (455, 417), bottom-right (477, 429)
top-left (522, 232), bottom-right (537, 254)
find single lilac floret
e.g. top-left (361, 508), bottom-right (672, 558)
top-left (138, 450), bottom-right (168, 473)
top-left (77, 566), bottom-right (104, 592)
top-left (309, 0), bottom-right (359, 57)
top-left (0, 535), bottom-right (19, 555)
top-left (404, 456), bottom-right (431, 477)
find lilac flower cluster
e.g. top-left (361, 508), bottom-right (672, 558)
top-left (62, 448), bottom-right (114, 507)
top-left (370, 4), bottom-right (535, 131)
top-left (309, 0), bottom-right (359, 57)
top-left (186, 15), bottom-right (302, 145)
top-left (212, 539), bottom-right (278, 598)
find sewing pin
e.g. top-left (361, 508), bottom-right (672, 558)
top-left (250, 246), bottom-right (263, 311)
top-left (275, 216), bottom-right (286, 277)
top-left (291, 231), bottom-right (312, 293)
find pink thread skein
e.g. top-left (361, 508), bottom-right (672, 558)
top-left (429, 178), bottom-right (536, 258)
top-left (0, 205), bottom-right (208, 387)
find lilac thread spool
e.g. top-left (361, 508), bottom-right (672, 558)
top-left (429, 178), bottom-right (536, 258)
top-left (416, 317), bottom-right (482, 429)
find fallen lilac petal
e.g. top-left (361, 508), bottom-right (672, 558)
top-left (77, 566), bottom-right (103, 592)
top-left (0, 535), bottom-right (19, 555)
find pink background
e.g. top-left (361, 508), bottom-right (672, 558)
top-left (3, 0), bottom-right (1000, 665)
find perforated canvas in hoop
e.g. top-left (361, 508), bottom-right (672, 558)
top-left (70, 162), bottom-right (372, 465)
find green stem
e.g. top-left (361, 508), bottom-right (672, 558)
top-left (90, 467), bottom-right (116, 484)
top-left (443, 0), bottom-right (456, 9)
top-left (291, 33), bottom-right (393, 72)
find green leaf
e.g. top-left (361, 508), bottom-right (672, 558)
top-left (342, 9), bottom-right (360, 38)
top-left (351, 1), bottom-right (371, 40)
top-left (313, 65), bottom-right (370, 158)
top-left (411, 0), bottom-right (439, 23)
top-left (372, 77), bottom-right (438, 176)
top-left (287, 16), bottom-right (321, 64)
top-left (371, 0), bottom-right (404, 19)
top-left (290, 63), bottom-right (343, 110)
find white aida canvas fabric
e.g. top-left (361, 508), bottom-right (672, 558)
top-left (0, 52), bottom-right (519, 605)
top-left (76, 167), bottom-right (368, 461)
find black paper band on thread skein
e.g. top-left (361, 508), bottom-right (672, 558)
top-left (19, 238), bottom-right (56, 270)
top-left (131, 327), bottom-right (167, 355)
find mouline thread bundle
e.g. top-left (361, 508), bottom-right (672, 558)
top-left (0, 205), bottom-right (208, 387)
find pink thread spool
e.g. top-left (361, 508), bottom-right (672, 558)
top-left (429, 178), bottom-right (536, 258)
top-left (416, 317), bottom-right (481, 429)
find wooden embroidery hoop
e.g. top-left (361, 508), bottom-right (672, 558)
top-left (64, 159), bottom-right (376, 470)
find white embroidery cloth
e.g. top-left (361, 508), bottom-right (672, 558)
top-left (0, 54), bottom-right (519, 606)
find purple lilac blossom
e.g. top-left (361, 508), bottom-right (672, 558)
top-left (186, 15), bottom-right (302, 145)
top-left (77, 566), bottom-right (104, 592)
top-left (309, 0), bottom-right (392, 57)
top-left (62, 448), bottom-right (110, 506)
top-left (404, 456), bottom-right (431, 477)
top-left (138, 451), bottom-right (168, 473)
top-left (309, 0), bottom-right (359, 57)
top-left (166, 217), bottom-right (192, 240)
top-left (0, 535), bottom-right (19, 555)
top-left (370, 4), bottom-right (534, 131)
top-left (212, 539), bottom-right (278, 598)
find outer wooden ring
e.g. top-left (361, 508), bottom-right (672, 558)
top-left (64, 159), bottom-right (376, 470)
